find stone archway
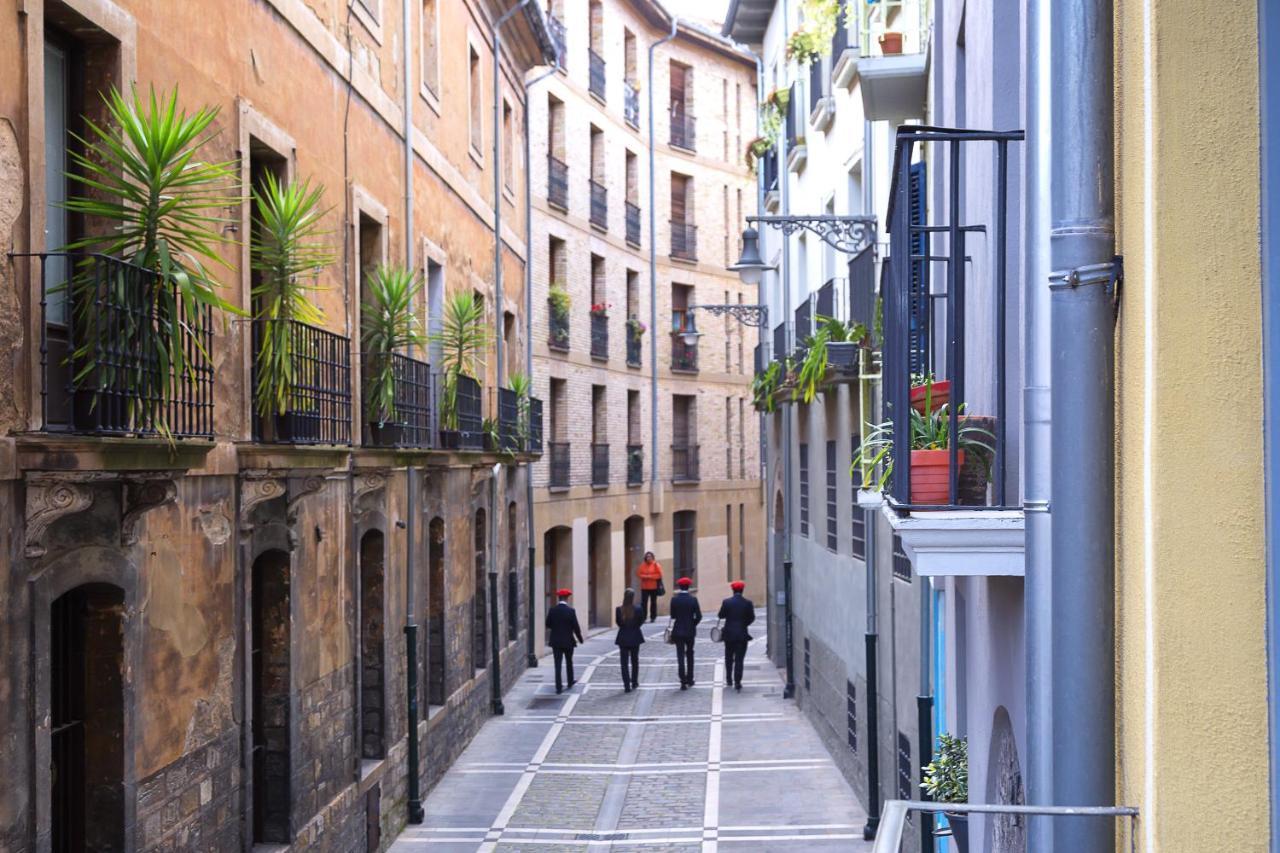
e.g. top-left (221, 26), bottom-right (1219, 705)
top-left (984, 706), bottom-right (1026, 853)
top-left (587, 520), bottom-right (613, 628)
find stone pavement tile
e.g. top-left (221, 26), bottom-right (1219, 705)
top-left (615, 771), bottom-right (707, 829)
top-left (456, 719), bottom-right (555, 764)
top-left (648, 687), bottom-right (712, 717)
top-left (544, 723), bottom-right (627, 763)
top-left (716, 765), bottom-right (866, 829)
top-left (494, 844), bottom-right (582, 853)
top-left (607, 844), bottom-right (701, 852)
top-left (508, 772), bottom-right (611, 830)
top-left (637, 721), bottom-right (709, 763)
top-left (574, 685), bottom-right (642, 715)
top-left (418, 770), bottom-right (520, 827)
top-left (719, 713), bottom-right (832, 762)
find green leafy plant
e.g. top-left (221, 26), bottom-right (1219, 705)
top-left (548, 283), bottom-right (571, 320)
top-left (751, 360), bottom-right (785, 413)
top-left (786, 0), bottom-right (840, 65)
top-left (62, 86), bottom-right (242, 441)
top-left (507, 370), bottom-right (532, 448)
top-left (795, 316), bottom-right (869, 403)
top-left (431, 291), bottom-right (491, 431)
top-left (759, 88), bottom-right (790, 151)
top-left (627, 317), bottom-right (647, 339)
top-left (855, 396), bottom-right (997, 491)
top-left (250, 173), bottom-right (333, 419)
top-left (482, 416), bottom-right (501, 451)
top-left (922, 733), bottom-right (968, 803)
top-left (361, 265), bottom-right (426, 424)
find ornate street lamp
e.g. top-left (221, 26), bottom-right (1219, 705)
top-left (727, 227), bottom-right (777, 285)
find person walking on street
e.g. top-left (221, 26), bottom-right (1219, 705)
top-left (668, 577), bottom-right (702, 689)
top-left (546, 588), bottom-right (584, 694)
top-left (615, 588), bottom-right (646, 692)
top-left (718, 580), bottom-right (756, 692)
top-left (637, 551), bottom-right (664, 622)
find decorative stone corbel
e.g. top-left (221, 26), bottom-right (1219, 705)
top-left (25, 480), bottom-right (95, 558)
top-left (120, 479), bottom-right (179, 547)
top-left (239, 476), bottom-right (286, 531)
top-left (285, 475), bottom-right (327, 524)
top-left (353, 472), bottom-right (388, 502)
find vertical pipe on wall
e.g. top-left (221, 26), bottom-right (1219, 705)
top-left (861, 115), bottom-right (881, 841)
top-left (489, 464), bottom-right (504, 714)
top-left (779, 0), bottom-right (796, 702)
top-left (494, 0), bottom-right (533, 383)
top-left (648, 16), bottom-right (679, 489)
top-left (917, 579), bottom-right (934, 853)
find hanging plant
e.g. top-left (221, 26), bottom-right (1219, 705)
top-left (760, 87), bottom-right (790, 149)
top-left (786, 0), bottom-right (840, 65)
top-left (627, 317), bottom-right (647, 339)
top-left (548, 283), bottom-right (571, 321)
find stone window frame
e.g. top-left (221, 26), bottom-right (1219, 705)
top-left (353, 506), bottom-right (391, 770)
top-left (351, 0), bottom-right (385, 47)
top-left (419, 0), bottom-right (441, 113)
top-left (349, 185), bottom-right (390, 444)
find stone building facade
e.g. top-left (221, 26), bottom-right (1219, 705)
top-left (528, 0), bottom-right (765, 640)
top-left (0, 1), bottom-right (554, 851)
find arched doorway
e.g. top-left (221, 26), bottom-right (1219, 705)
top-left (985, 707), bottom-right (1026, 852)
top-left (50, 583), bottom-right (125, 852)
top-left (587, 520), bottom-right (612, 628)
top-left (624, 515), bottom-right (645, 590)
top-left (359, 530), bottom-right (386, 760)
top-left (473, 508), bottom-right (487, 673)
top-left (543, 526), bottom-right (573, 627)
top-left (427, 517), bottom-right (446, 707)
top-left (251, 549), bottom-right (291, 843)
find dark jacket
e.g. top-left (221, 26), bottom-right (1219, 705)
top-left (717, 593), bottom-right (756, 644)
top-left (668, 591), bottom-right (702, 641)
top-left (546, 602), bottom-right (584, 650)
top-left (615, 605), bottom-right (646, 648)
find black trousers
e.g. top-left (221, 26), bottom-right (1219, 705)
top-left (619, 646), bottom-right (640, 688)
top-left (641, 589), bottom-right (659, 621)
top-left (552, 647), bottom-right (575, 691)
top-left (675, 638), bottom-right (696, 685)
top-left (724, 640), bottom-right (748, 687)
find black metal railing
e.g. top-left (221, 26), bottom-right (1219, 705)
top-left (670, 333), bottom-right (699, 373)
top-left (588, 48), bottom-right (606, 100)
top-left (848, 244), bottom-right (876, 330)
top-left (589, 179), bottom-right (608, 229)
top-left (672, 443), bottom-right (700, 482)
top-left (547, 155), bottom-right (569, 210)
top-left (773, 323), bottom-right (787, 364)
top-left (548, 306), bottom-right (570, 352)
top-left (816, 278), bottom-right (836, 320)
top-left (762, 146), bottom-right (779, 196)
top-left (626, 325), bottom-right (642, 367)
top-left (590, 312), bottom-right (609, 360)
top-left (625, 201), bottom-right (641, 246)
top-left (627, 444), bottom-right (643, 484)
top-left (624, 80), bottom-right (640, 128)
top-left (670, 219), bottom-right (698, 261)
top-left (810, 58), bottom-right (826, 112)
top-left (549, 441), bottom-right (571, 488)
top-left (591, 443), bottom-right (609, 486)
top-left (362, 351), bottom-right (433, 448)
top-left (882, 125), bottom-right (1024, 510)
top-left (528, 397), bottom-right (544, 452)
top-left (253, 318), bottom-right (352, 445)
top-left (670, 111), bottom-right (696, 151)
top-left (831, 0), bottom-right (851, 59)
top-left (437, 373), bottom-right (484, 450)
top-left (548, 13), bottom-right (567, 60)
top-left (794, 297), bottom-right (812, 351)
top-left (754, 343), bottom-right (764, 374)
top-left (498, 386), bottom-right (520, 451)
top-left (28, 252), bottom-right (215, 439)
top-left (786, 81), bottom-right (803, 151)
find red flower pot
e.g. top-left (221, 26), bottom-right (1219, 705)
top-left (910, 448), bottom-right (965, 505)
top-left (910, 380), bottom-right (952, 413)
top-left (879, 31), bottom-right (904, 54)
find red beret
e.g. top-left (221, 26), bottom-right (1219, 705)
top-left (731, 581), bottom-right (746, 591)
top-left (556, 588), bottom-right (572, 597)
top-left (676, 577), bottom-right (693, 588)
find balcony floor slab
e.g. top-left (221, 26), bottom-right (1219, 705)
top-left (880, 502), bottom-right (1025, 577)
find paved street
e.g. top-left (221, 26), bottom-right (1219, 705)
top-left (391, 611), bottom-right (872, 852)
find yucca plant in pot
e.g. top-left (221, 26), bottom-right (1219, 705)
top-left (507, 371), bottom-right (532, 452)
top-left (250, 173), bottom-right (333, 442)
top-left (362, 265), bottom-right (426, 446)
top-left (922, 733), bottom-right (969, 852)
top-left (432, 291), bottom-right (490, 450)
top-left (62, 86), bottom-right (243, 442)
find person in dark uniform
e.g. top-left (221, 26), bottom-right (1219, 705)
top-left (718, 580), bottom-right (756, 691)
top-left (615, 587), bottom-right (646, 692)
top-left (545, 588), bottom-right (584, 694)
top-left (668, 577), bottom-right (702, 689)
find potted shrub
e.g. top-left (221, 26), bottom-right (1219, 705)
top-left (507, 370), bottom-right (532, 451)
top-left (361, 265), bottom-right (426, 446)
top-left (432, 291), bottom-right (490, 449)
top-left (627, 317), bottom-right (647, 340)
top-left (548, 283), bottom-right (571, 350)
top-left (590, 301), bottom-right (610, 317)
top-left (751, 360), bottom-right (784, 413)
top-left (795, 316), bottom-right (869, 403)
top-left (248, 172), bottom-right (334, 442)
top-left (911, 372), bottom-right (952, 413)
top-left (63, 86), bottom-right (244, 443)
top-left (859, 397), bottom-right (996, 505)
top-left (922, 733), bottom-right (969, 853)
top-left (880, 31), bottom-right (905, 54)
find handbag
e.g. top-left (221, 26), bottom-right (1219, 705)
top-left (709, 620), bottom-right (723, 643)
top-left (656, 578), bottom-right (666, 597)
top-left (663, 617), bottom-right (675, 645)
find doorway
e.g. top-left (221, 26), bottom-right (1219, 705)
top-left (588, 520), bottom-right (612, 627)
top-left (359, 530), bottom-right (386, 760)
top-left (251, 549), bottom-right (291, 843)
top-left (427, 517), bottom-right (446, 707)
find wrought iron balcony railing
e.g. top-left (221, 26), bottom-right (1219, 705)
top-left (626, 324), bottom-right (642, 367)
top-left (816, 278), bottom-right (836, 320)
top-left (794, 296), bottom-right (813, 353)
top-left (627, 443), bottom-right (643, 485)
top-left (253, 318), bottom-right (352, 445)
top-left (548, 441), bottom-right (571, 488)
top-left (762, 146), bottom-right (779, 196)
top-left (625, 201), bottom-right (641, 246)
top-left (548, 305), bottom-right (570, 352)
top-left (590, 312), bottom-right (609, 360)
top-left (672, 443), bottom-right (700, 483)
top-left (810, 58), bottom-right (827, 113)
top-left (624, 80), bottom-right (640, 128)
top-left (786, 81), bottom-right (803, 151)
top-left (670, 332), bottom-right (698, 373)
top-left (362, 351), bottom-right (433, 448)
top-left (528, 397), bottom-right (544, 453)
top-left (27, 251), bottom-right (215, 439)
top-left (670, 111), bottom-right (696, 152)
top-left (498, 386), bottom-right (520, 451)
top-left (437, 373), bottom-right (484, 450)
top-left (589, 179), bottom-right (608, 230)
top-left (591, 442), bottom-right (609, 486)
top-left (848, 242), bottom-right (876, 331)
top-left (773, 323), bottom-right (787, 365)
top-left (670, 219), bottom-right (698, 261)
top-left (588, 49), bottom-right (607, 100)
top-left (547, 12), bottom-right (566, 61)
top-left (547, 154), bottom-right (569, 210)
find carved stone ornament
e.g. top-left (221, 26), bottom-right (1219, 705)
top-left (25, 481), bottom-right (95, 558)
top-left (353, 472), bottom-right (388, 502)
top-left (240, 477), bottom-right (286, 528)
top-left (120, 479), bottom-right (179, 547)
top-left (285, 475), bottom-right (327, 523)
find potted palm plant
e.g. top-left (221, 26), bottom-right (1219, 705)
top-left (507, 370), bottom-right (532, 451)
top-left (922, 734), bottom-right (969, 853)
top-left (362, 265), bottom-right (426, 446)
top-left (432, 291), bottom-right (490, 450)
top-left (62, 86), bottom-right (242, 442)
top-left (250, 173), bottom-right (333, 442)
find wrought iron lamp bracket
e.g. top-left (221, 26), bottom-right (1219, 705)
top-left (687, 303), bottom-right (769, 328)
top-left (748, 215), bottom-right (878, 257)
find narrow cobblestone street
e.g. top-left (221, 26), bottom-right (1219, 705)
top-left (391, 613), bottom-right (871, 852)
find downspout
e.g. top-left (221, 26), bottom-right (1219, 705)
top-left (779, 0), bottom-right (796, 701)
top-left (489, 463), bottom-right (504, 714)
top-left (861, 115), bottom-right (881, 841)
top-left (648, 16), bottom-right (679, 492)
top-left (917, 579), bottom-right (934, 853)
top-left (524, 53), bottom-right (561, 669)
top-left (1048, 0), bottom-right (1116, 847)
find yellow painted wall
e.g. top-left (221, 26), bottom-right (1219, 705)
top-left (1114, 0), bottom-right (1268, 849)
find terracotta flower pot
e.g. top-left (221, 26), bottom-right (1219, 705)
top-left (879, 31), bottom-right (904, 54)
top-left (910, 448), bottom-right (965, 505)
top-left (910, 380), bottom-right (951, 413)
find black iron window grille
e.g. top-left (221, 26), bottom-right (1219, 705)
top-left (253, 318), bottom-right (352, 445)
top-left (589, 179), bottom-right (608, 230)
top-left (548, 304), bottom-right (570, 352)
top-left (809, 58), bottom-right (826, 112)
top-left (851, 432), bottom-right (867, 560)
top-left (670, 110), bottom-right (696, 152)
top-left (804, 636), bottom-right (811, 691)
top-left (794, 297), bottom-right (812, 359)
top-left (626, 323), bottom-right (642, 367)
top-left (848, 244), bottom-right (876, 330)
top-left (547, 155), bottom-right (569, 210)
top-left (754, 343), bottom-right (764, 374)
top-left (670, 219), bottom-right (698, 261)
top-left (29, 252), bottom-right (215, 439)
top-left (816, 278), bottom-right (836, 320)
top-left (786, 81), bottom-right (802, 151)
top-left (590, 311), bottom-right (609, 360)
top-left (892, 532), bottom-right (911, 582)
top-left (362, 352), bottom-right (433, 448)
top-left (625, 201), bottom-right (642, 246)
top-left (897, 731), bottom-right (914, 804)
top-left (627, 444), bottom-right (643, 484)
top-left (799, 442), bottom-right (810, 535)
top-left (670, 332), bottom-right (699, 373)
top-left (772, 323), bottom-right (786, 364)
top-left (826, 439), bottom-right (838, 551)
top-left (831, 0), bottom-right (851, 58)
top-left (498, 386), bottom-right (520, 451)
top-left (588, 48), bottom-right (607, 100)
top-left (762, 146), bottom-right (779, 195)
top-left (672, 443), bottom-right (700, 482)
top-left (624, 80), bottom-right (640, 128)
top-left (846, 679), bottom-right (858, 753)
top-left (548, 441), bottom-right (570, 488)
top-left (591, 443), bottom-right (609, 486)
top-left (528, 397), bottom-right (544, 453)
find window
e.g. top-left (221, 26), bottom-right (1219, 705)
top-left (892, 532), bottom-right (912, 582)
top-left (826, 440), bottom-right (838, 550)
top-left (799, 443), bottom-right (810, 536)
top-left (738, 503), bottom-right (745, 581)
top-left (426, 258), bottom-right (444, 367)
top-left (851, 433), bottom-right (866, 559)
top-left (674, 510), bottom-right (697, 582)
top-left (725, 396), bottom-right (733, 476)
top-left (469, 45), bottom-right (482, 154)
top-left (251, 551), bottom-right (291, 842)
top-left (427, 518), bottom-right (447, 706)
top-left (847, 680), bottom-right (858, 753)
top-left (726, 504), bottom-right (733, 581)
top-left (359, 531), bottom-right (386, 759)
top-left (474, 509), bottom-right (488, 672)
top-left (507, 501), bottom-right (519, 638)
top-left (421, 0), bottom-right (439, 96)
top-left (738, 398), bottom-right (746, 477)
top-left (503, 98), bottom-right (514, 190)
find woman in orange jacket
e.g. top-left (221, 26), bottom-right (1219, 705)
top-left (636, 551), bottom-right (663, 622)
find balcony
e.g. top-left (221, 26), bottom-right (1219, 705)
top-left (670, 111), bottom-right (696, 152)
top-left (855, 0), bottom-right (929, 120)
top-left (873, 125), bottom-right (1026, 577)
top-left (672, 443), bottom-right (700, 483)
top-left (626, 322), bottom-right (642, 367)
top-left (794, 296), bottom-right (812, 358)
top-left (625, 201), bottom-right (642, 247)
top-left (627, 444), bottom-right (643, 485)
top-left (848, 242), bottom-right (876, 330)
top-left (252, 318), bottom-right (352, 445)
top-left (591, 442), bottom-right (609, 486)
top-left (548, 441), bottom-right (571, 489)
top-left (362, 351), bottom-right (433, 448)
top-left (831, 0), bottom-right (859, 90)
top-left (590, 311), bottom-right (609, 360)
top-left (528, 397), bottom-right (544, 453)
top-left (670, 219), bottom-right (698, 261)
top-left (815, 278), bottom-right (836, 320)
top-left (547, 155), bottom-right (569, 211)
top-left (624, 80), bottom-right (641, 128)
top-left (785, 82), bottom-right (807, 172)
top-left (589, 179), bottom-right (608, 230)
top-left (772, 323), bottom-right (786, 365)
top-left (762, 146), bottom-right (780, 212)
top-left (809, 58), bottom-right (835, 132)
top-left (548, 304), bottom-right (570, 352)
top-left (588, 48), bottom-right (607, 102)
top-left (31, 252), bottom-right (214, 440)
top-left (497, 386), bottom-right (520, 451)
top-left (670, 332), bottom-right (698, 373)
top-left (438, 373), bottom-right (484, 450)
top-left (547, 12), bottom-right (567, 63)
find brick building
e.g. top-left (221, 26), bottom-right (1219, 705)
top-left (528, 0), bottom-right (765, 639)
top-left (0, 1), bottom-right (554, 851)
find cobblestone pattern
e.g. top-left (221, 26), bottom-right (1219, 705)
top-left (546, 723), bottom-right (628, 763)
top-left (135, 728), bottom-right (240, 852)
top-left (573, 687), bottom-right (641, 715)
top-left (509, 772), bottom-right (611, 829)
top-left (294, 663), bottom-right (357, 827)
top-left (638, 721), bottom-right (710, 762)
top-left (616, 772), bottom-right (707, 829)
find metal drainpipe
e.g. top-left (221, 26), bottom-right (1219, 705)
top-left (1048, 0), bottom-right (1116, 843)
top-left (779, 0), bottom-right (796, 702)
top-left (917, 579), bottom-right (934, 853)
top-left (494, 0), bottom-right (533, 383)
top-left (648, 16), bottom-right (678, 491)
top-left (861, 115), bottom-right (881, 842)
top-left (489, 463), bottom-right (504, 714)
top-left (524, 53), bottom-right (560, 669)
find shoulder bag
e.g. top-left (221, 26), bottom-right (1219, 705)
top-left (709, 619), bottom-right (723, 643)
top-left (663, 616), bottom-right (675, 645)
top-left (656, 577), bottom-right (666, 597)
